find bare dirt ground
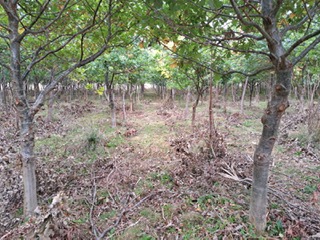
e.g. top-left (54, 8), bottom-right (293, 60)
top-left (0, 94), bottom-right (319, 239)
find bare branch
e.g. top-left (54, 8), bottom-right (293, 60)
top-left (292, 35), bottom-right (320, 66)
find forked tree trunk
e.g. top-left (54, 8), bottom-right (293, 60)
top-left (249, 68), bottom-right (292, 233)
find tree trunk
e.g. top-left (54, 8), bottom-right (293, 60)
top-left (223, 85), bottom-right (227, 113)
top-left (47, 91), bottom-right (54, 122)
top-left (249, 80), bottom-right (255, 107)
top-left (110, 90), bottom-right (116, 128)
top-left (240, 77), bottom-right (249, 114)
top-left (21, 112), bottom-right (38, 216)
top-left (192, 94), bottom-right (200, 127)
top-left (129, 84), bottom-right (135, 112)
top-left (249, 68), bottom-right (292, 233)
top-left (5, 8), bottom-right (38, 216)
top-left (184, 86), bottom-right (191, 119)
top-left (231, 83), bottom-right (237, 102)
top-left (209, 72), bottom-right (215, 141)
top-left (140, 83), bottom-right (145, 98)
top-left (0, 84), bottom-right (3, 107)
top-left (268, 73), bottom-right (274, 101)
top-left (122, 87), bottom-right (127, 123)
top-left (254, 83), bottom-right (260, 103)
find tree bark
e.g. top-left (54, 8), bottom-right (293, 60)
top-left (248, 0), bottom-right (293, 233)
top-left (21, 112), bottom-right (38, 216)
top-left (209, 72), bottom-right (215, 141)
top-left (122, 86), bottom-right (127, 123)
top-left (105, 69), bottom-right (116, 128)
top-left (4, 5), bottom-right (38, 216)
top-left (249, 68), bottom-right (292, 233)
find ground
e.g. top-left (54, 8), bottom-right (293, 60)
top-left (0, 92), bottom-right (319, 239)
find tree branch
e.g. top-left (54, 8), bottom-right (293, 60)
top-left (21, 9), bottom-right (111, 82)
top-left (17, 0), bottom-right (73, 41)
top-left (292, 35), bottom-right (320, 66)
top-left (229, 0), bottom-right (274, 44)
top-left (280, 3), bottom-right (319, 36)
top-left (284, 29), bottom-right (320, 58)
top-left (160, 40), bottom-right (274, 77)
top-left (30, 43), bottom-right (109, 116)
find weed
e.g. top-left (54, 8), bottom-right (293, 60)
top-left (267, 219), bottom-right (284, 237)
top-left (106, 135), bottom-right (124, 148)
top-left (134, 179), bottom-right (154, 196)
top-left (160, 172), bottom-right (173, 186)
top-left (162, 204), bottom-right (174, 219)
top-left (86, 130), bottom-right (99, 151)
top-left (243, 120), bottom-right (253, 127)
top-left (14, 208), bottom-right (23, 217)
top-left (99, 210), bottom-right (116, 220)
top-left (303, 185), bottom-right (317, 194)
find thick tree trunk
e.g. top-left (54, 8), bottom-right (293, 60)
top-left (249, 68), bottom-right (292, 233)
top-left (20, 112), bottom-right (37, 216)
top-left (5, 7), bottom-right (39, 216)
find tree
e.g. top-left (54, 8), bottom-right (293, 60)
top-left (0, 0), bottom-right (135, 216)
top-left (145, 0), bottom-right (320, 233)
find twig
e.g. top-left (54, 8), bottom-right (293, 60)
top-left (96, 191), bottom-right (162, 240)
top-left (89, 170), bottom-right (100, 238)
top-left (219, 162), bottom-right (320, 232)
